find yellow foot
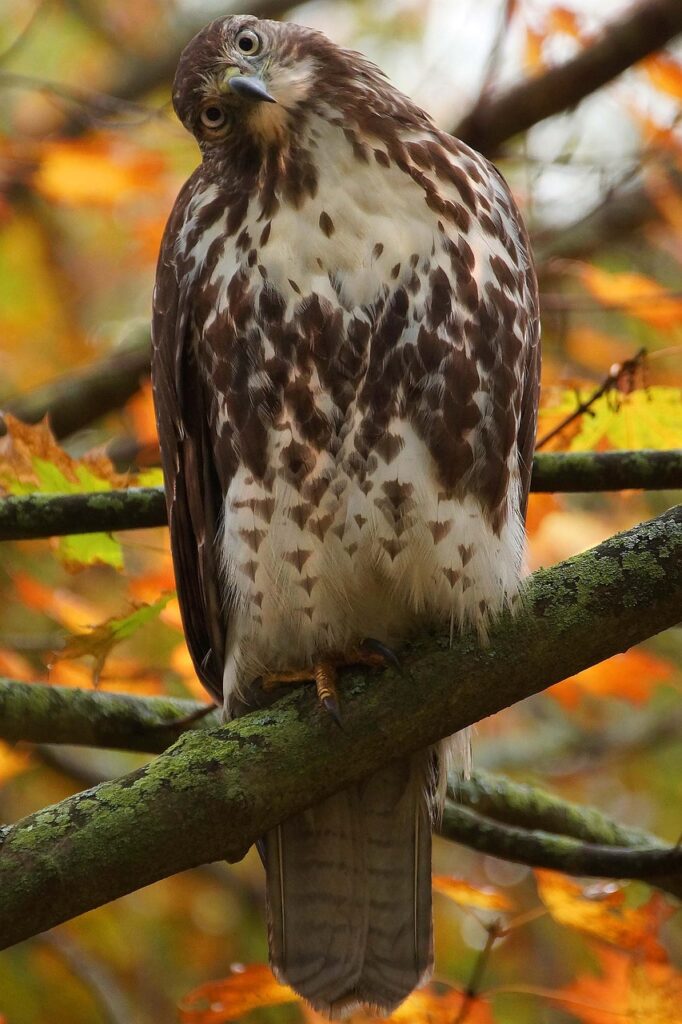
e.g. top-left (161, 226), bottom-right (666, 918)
top-left (260, 639), bottom-right (400, 724)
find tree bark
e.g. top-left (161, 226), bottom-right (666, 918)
top-left (0, 506), bottom-right (680, 949)
top-left (454, 0), bottom-right (682, 155)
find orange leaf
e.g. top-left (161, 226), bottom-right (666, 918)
top-left (49, 656), bottom-right (163, 696)
top-left (0, 414), bottom-right (130, 495)
top-left (641, 54), bottom-right (682, 101)
top-left (14, 572), bottom-right (100, 633)
top-left (304, 986), bottom-right (495, 1024)
top-left (549, 649), bottom-right (674, 709)
top-left (433, 874), bottom-right (515, 911)
top-left (578, 265), bottom-right (682, 331)
top-left (0, 740), bottom-right (31, 783)
top-left (555, 947), bottom-right (682, 1024)
top-left (0, 646), bottom-right (36, 681)
top-left (524, 26), bottom-right (546, 72)
top-left (125, 380), bottom-right (159, 447)
top-left (179, 964), bottom-right (298, 1023)
top-left (33, 135), bottom-right (166, 208)
top-left (549, 6), bottom-right (582, 38)
top-left (535, 871), bottom-right (672, 960)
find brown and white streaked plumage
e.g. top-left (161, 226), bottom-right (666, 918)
top-left (152, 14), bottom-right (540, 1018)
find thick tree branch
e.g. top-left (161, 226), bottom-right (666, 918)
top-left (455, 0), bottom-right (682, 156)
top-left (0, 507), bottom-right (680, 948)
top-left (2, 328), bottom-right (150, 440)
top-left (0, 682), bottom-right (218, 752)
top-left (1, 451), bottom-right (679, 541)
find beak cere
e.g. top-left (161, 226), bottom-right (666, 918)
top-left (229, 75), bottom-right (276, 103)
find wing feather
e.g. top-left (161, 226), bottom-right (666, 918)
top-left (151, 180), bottom-right (226, 702)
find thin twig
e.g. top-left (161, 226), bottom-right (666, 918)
top-left (454, 919), bottom-right (504, 1024)
top-left (535, 348), bottom-right (646, 449)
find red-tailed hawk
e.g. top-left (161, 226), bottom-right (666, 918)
top-left (152, 14), bottom-right (539, 1018)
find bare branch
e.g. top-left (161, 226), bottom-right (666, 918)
top-left (0, 506), bottom-right (680, 947)
top-left (455, 0), bottom-right (682, 156)
top-left (2, 327), bottom-right (150, 439)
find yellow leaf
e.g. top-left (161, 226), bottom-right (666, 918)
top-left (569, 387), bottom-right (682, 451)
top-left (536, 871), bottom-right (672, 960)
top-left (549, 649), bottom-right (674, 709)
top-left (433, 874), bottom-right (515, 911)
top-left (34, 135), bottom-right (166, 208)
top-left (179, 964), bottom-right (298, 1023)
top-left (579, 265), bottom-right (682, 330)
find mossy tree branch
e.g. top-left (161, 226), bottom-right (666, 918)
top-left (0, 506), bottom-right (680, 949)
top-left (1, 451), bottom-right (680, 541)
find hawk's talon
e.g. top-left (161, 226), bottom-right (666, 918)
top-left (358, 637), bottom-right (402, 674)
top-left (315, 660), bottom-right (343, 726)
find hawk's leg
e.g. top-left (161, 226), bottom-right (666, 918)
top-left (261, 641), bottom-right (399, 723)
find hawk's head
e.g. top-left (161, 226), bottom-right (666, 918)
top-left (172, 16), bottom-right (336, 151)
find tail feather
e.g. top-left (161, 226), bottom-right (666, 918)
top-left (264, 752), bottom-right (433, 1018)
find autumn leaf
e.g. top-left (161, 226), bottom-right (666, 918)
top-left (57, 594), bottom-right (173, 683)
top-left (0, 740), bottom-right (32, 783)
top-left (641, 54), bottom-right (682, 101)
top-left (49, 656), bottom-right (163, 696)
top-left (537, 386), bottom-right (682, 452)
top-left (572, 387), bottom-right (682, 451)
top-left (555, 946), bottom-right (682, 1024)
top-left (33, 135), bottom-right (167, 208)
top-left (535, 871), bottom-right (672, 960)
top-left (179, 964), bottom-right (298, 1023)
top-left (549, 649), bottom-right (674, 709)
top-left (0, 415), bottom-right (131, 568)
top-left (14, 572), bottom-right (101, 633)
top-left (0, 645), bottom-right (36, 681)
top-left (433, 874), bottom-right (515, 911)
top-left (578, 265), bottom-right (682, 331)
top-left (549, 6), bottom-right (583, 39)
top-left (524, 25), bottom-right (546, 72)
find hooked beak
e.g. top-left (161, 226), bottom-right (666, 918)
top-left (228, 75), bottom-right (276, 104)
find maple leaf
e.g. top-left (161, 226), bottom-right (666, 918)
top-left (569, 388), bottom-right (682, 451)
top-left (549, 649), bottom-right (674, 709)
top-left (57, 594), bottom-right (173, 684)
top-left (537, 386), bottom-right (682, 452)
top-left (178, 964), bottom-right (298, 1023)
top-left (555, 946), bottom-right (682, 1024)
top-left (433, 874), bottom-right (515, 911)
top-left (535, 871), bottom-right (672, 961)
top-left (0, 415), bottom-right (131, 569)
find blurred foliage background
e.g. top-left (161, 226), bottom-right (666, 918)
top-left (0, 0), bottom-right (681, 1021)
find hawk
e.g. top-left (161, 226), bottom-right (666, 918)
top-left (152, 14), bottom-right (539, 1018)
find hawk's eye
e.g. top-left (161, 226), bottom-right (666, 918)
top-left (200, 105), bottom-right (228, 131)
top-left (236, 29), bottom-right (261, 55)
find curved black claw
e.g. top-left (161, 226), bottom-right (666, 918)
top-left (360, 637), bottom-right (402, 674)
top-left (321, 694), bottom-right (344, 729)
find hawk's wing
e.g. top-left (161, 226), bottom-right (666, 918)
top-left (151, 178), bottom-right (226, 703)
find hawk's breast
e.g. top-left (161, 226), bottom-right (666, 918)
top-left (181, 119), bottom-right (536, 693)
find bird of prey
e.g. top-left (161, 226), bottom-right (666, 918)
top-left (152, 14), bottom-right (539, 1018)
